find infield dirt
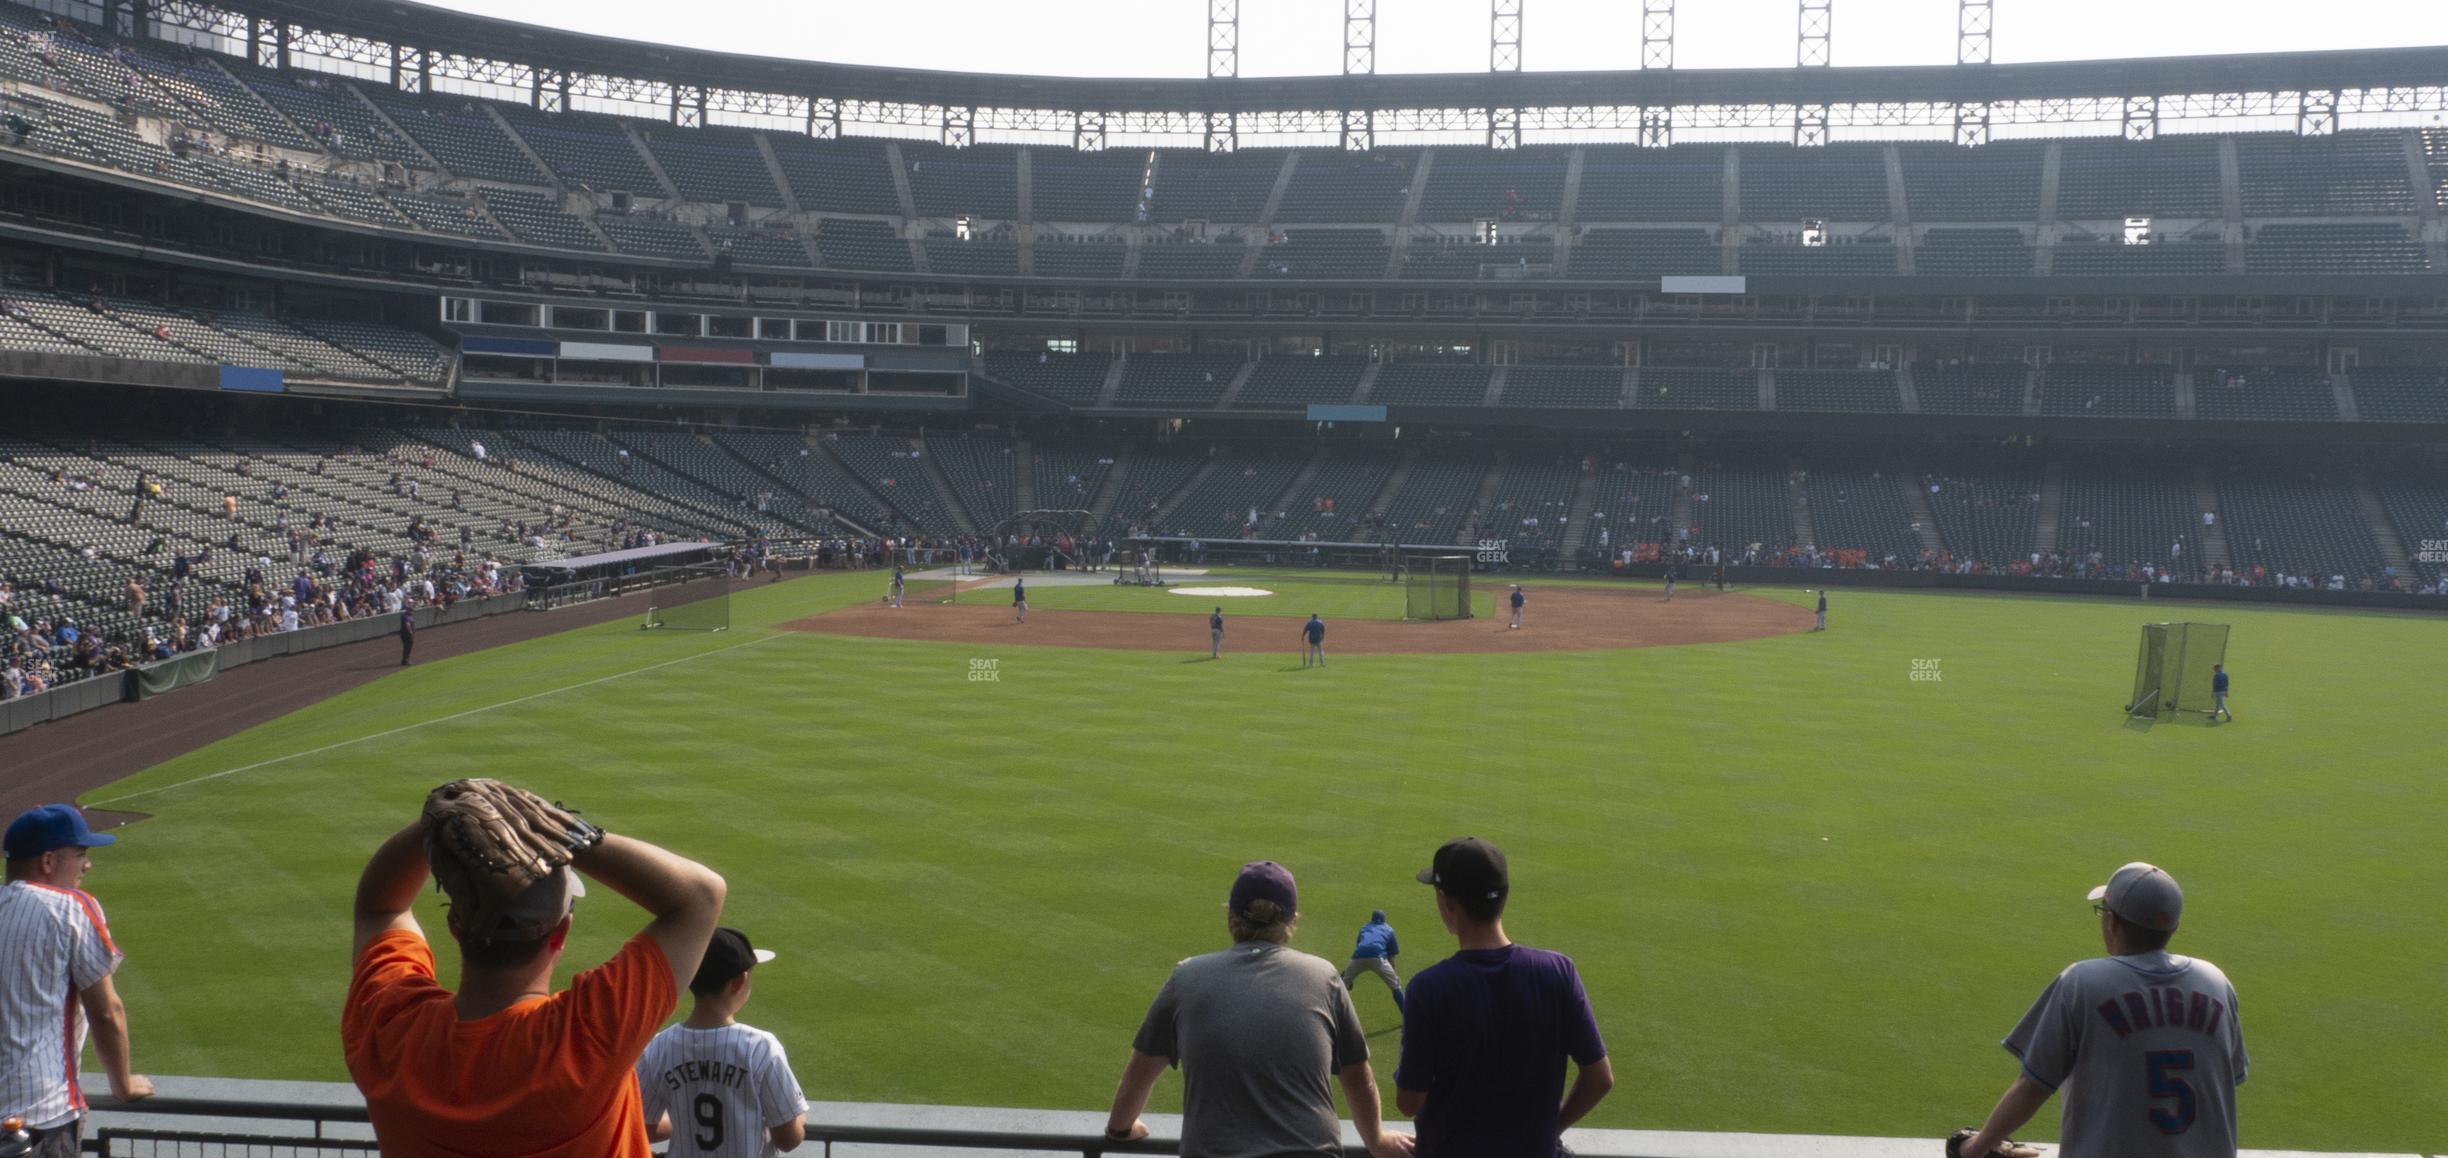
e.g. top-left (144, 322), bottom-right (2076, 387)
top-left (785, 585), bottom-right (1813, 654)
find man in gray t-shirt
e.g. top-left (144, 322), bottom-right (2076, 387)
top-left (1104, 861), bottom-right (1413, 1158)
top-left (1957, 862), bottom-right (2248, 1158)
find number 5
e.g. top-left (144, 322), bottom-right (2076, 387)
top-left (693, 1092), bottom-right (725, 1150)
top-left (2145, 1049), bottom-right (2196, 1134)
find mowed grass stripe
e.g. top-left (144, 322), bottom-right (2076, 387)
top-left (74, 571), bottom-right (2448, 1150)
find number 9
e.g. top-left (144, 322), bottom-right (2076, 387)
top-left (693, 1092), bottom-right (725, 1150)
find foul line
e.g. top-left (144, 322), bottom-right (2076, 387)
top-left (91, 634), bottom-right (779, 807)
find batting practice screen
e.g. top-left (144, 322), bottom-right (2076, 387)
top-left (1404, 555), bottom-right (1474, 621)
top-left (2126, 621), bottom-right (2228, 718)
top-left (642, 569), bottom-right (731, 632)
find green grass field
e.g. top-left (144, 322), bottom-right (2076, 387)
top-left (80, 570), bottom-right (2446, 1150)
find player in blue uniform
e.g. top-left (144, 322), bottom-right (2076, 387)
top-left (1012, 577), bottom-right (1027, 623)
top-left (890, 565), bottom-right (906, 608)
top-left (2211, 663), bottom-right (2231, 722)
top-left (1209, 607), bottom-right (1224, 659)
top-left (1301, 613), bottom-right (1326, 668)
top-left (1508, 585), bottom-right (1525, 629)
top-left (1662, 565), bottom-right (1677, 602)
top-left (1341, 910), bottom-right (1406, 1014)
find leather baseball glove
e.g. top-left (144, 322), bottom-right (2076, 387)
top-left (421, 778), bottom-right (605, 942)
top-left (1946, 1128), bottom-right (2041, 1158)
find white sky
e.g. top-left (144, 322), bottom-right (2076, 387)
top-left (411, 0), bottom-right (2448, 78)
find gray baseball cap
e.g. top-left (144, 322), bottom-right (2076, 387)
top-left (2088, 862), bottom-right (2182, 931)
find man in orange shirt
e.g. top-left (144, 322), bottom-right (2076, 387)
top-left (343, 789), bottom-right (726, 1157)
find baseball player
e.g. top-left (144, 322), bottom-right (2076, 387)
top-left (638, 927), bottom-right (808, 1158)
top-left (397, 607), bottom-right (415, 666)
top-left (1712, 558), bottom-right (1728, 592)
top-left (1209, 607), bottom-right (1225, 659)
top-left (1662, 565), bottom-right (1676, 602)
top-left (1340, 910), bottom-right (1406, 1015)
top-left (2211, 664), bottom-right (2231, 722)
top-left (890, 565), bottom-right (906, 609)
top-left (1952, 862), bottom-right (2246, 1158)
top-left (1012, 577), bottom-right (1027, 624)
top-left (1300, 613), bottom-right (1326, 668)
top-left (1508, 585), bottom-right (1525, 629)
top-left (1813, 589), bottom-right (1827, 631)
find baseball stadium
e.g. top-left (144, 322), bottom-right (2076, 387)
top-left (0, 0), bottom-right (2440, 1155)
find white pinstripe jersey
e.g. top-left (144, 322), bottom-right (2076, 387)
top-left (0, 881), bottom-right (123, 1129)
top-left (636, 1021), bottom-right (808, 1158)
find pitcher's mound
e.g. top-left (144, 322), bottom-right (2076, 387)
top-left (784, 586), bottom-right (1810, 654)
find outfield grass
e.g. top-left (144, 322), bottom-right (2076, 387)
top-left (81, 573), bottom-right (2446, 1150)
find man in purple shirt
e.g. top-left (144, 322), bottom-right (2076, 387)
top-left (1395, 837), bottom-right (1613, 1157)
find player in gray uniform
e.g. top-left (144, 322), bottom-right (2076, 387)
top-left (1209, 607), bottom-right (1225, 659)
top-left (1955, 862), bottom-right (2247, 1158)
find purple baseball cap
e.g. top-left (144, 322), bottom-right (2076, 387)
top-left (5, 804), bottom-right (116, 860)
top-left (1229, 860), bottom-right (1298, 916)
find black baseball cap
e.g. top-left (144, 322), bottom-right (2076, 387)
top-left (1416, 837), bottom-right (1508, 902)
top-left (690, 926), bottom-right (777, 993)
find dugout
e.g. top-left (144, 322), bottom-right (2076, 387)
top-left (521, 541), bottom-right (721, 603)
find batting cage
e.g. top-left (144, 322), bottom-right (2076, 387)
top-left (641, 567), bottom-right (731, 632)
top-left (2126, 621), bottom-right (2229, 719)
top-left (1403, 554), bottom-right (1474, 620)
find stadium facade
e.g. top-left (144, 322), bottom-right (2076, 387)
top-left (0, 0), bottom-right (2443, 613)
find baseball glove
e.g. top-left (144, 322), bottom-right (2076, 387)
top-left (421, 778), bottom-right (605, 942)
top-left (1946, 1128), bottom-right (2041, 1158)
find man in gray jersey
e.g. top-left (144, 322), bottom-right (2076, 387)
top-left (1956, 862), bottom-right (2247, 1158)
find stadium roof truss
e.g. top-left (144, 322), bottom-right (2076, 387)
top-left (143, 0), bottom-right (2448, 150)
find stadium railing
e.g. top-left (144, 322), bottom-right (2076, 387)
top-left (1142, 535), bottom-right (1541, 573)
top-left (76, 1077), bottom-right (2432, 1158)
top-left (1590, 557), bottom-right (2448, 611)
top-left (0, 593), bottom-right (528, 738)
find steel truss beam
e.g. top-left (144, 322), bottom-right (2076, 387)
top-left (1798, 0), bottom-right (1831, 67)
top-left (1346, 0), bottom-right (1374, 76)
top-left (1205, 110), bottom-right (1237, 153)
top-left (1491, 0), bottom-right (1522, 73)
top-left (2122, 95), bottom-right (2158, 140)
top-left (1208, 0), bottom-right (1238, 80)
top-left (1643, 0), bottom-right (1674, 69)
top-left (1075, 109), bottom-right (1107, 152)
top-left (1795, 103), bottom-right (1829, 146)
top-left (1954, 101), bottom-right (1990, 147)
top-left (1959, 0), bottom-right (1992, 65)
top-left (1343, 108), bottom-right (1374, 152)
top-left (2298, 89), bottom-right (2338, 135)
top-left (942, 106), bottom-right (974, 148)
top-left (1489, 106), bottom-right (1521, 149)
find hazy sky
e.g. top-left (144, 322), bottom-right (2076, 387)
top-left (411, 0), bottom-right (2448, 78)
